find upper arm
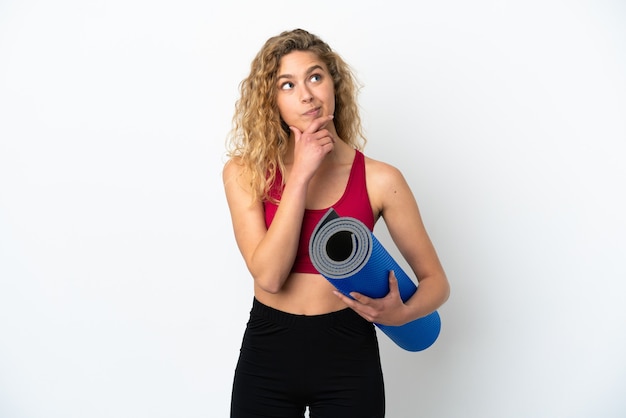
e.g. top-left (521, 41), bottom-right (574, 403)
top-left (222, 159), bottom-right (267, 268)
top-left (368, 160), bottom-right (444, 282)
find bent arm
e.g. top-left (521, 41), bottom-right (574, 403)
top-left (380, 165), bottom-right (450, 322)
top-left (222, 159), bottom-right (309, 293)
top-left (337, 160), bottom-right (450, 326)
top-left (223, 116), bottom-right (335, 293)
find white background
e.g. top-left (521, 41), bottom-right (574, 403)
top-left (1, 1), bottom-right (625, 417)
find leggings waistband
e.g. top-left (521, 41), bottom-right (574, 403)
top-left (250, 297), bottom-right (367, 328)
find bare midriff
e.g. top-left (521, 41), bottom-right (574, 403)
top-left (254, 272), bottom-right (348, 315)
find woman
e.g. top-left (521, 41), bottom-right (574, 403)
top-left (223, 28), bottom-right (450, 418)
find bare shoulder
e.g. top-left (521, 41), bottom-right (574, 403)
top-left (222, 156), bottom-right (250, 192)
top-left (223, 156), bottom-right (258, 213)
top-left (222, 156), bottom-right (244, 181)
top-left (363, 154), bottom-right (414, 217)
top-left (363, 154), bottom-right (408, 190)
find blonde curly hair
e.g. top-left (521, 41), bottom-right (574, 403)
top-left (226, 28), bottom-right (366, 203)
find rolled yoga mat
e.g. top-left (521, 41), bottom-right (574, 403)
top-left (309, 208), bottom-right (441, 351)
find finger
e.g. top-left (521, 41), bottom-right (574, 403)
top-left (307, 128), bottom-right (336, 147)
top-left (333, 290), bottom-right (356, 307)
top-left (334, 291), bottom-right (375, 322)
top-left (304, 114), bottom-right (334, 134)
top-left (320, 130), bottom-right (336, 144)
top-left (387, 270), bottom-right (400, 297)
top-left (350, 292), bottom-right (373, 305)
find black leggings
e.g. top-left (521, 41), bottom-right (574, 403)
top-left (231, 298), bottom-right (385, 418)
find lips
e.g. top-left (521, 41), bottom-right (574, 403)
top-left (303, 107), bottom-right (321, 117)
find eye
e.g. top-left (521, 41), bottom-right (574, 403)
top-left (310, 74), bottom-right (322, 83)
top-left (280, 81), bottom-right (294, 90)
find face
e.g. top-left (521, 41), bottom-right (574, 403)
top-left (275, 50), bottom-right (335, 133)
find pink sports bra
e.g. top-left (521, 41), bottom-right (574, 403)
top-left (264, 150), bottom-right (375, 274)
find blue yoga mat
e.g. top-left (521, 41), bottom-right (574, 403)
top-left (309, 208), bottom-right (441, 351)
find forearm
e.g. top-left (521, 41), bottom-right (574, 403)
top-left (248, 177), bottom-right (310, 292)
top-left (403, 274), bottom-right (450, 321)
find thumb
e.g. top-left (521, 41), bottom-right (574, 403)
top-left (388, 270), bottom-right (400, 296)
top-left (289, 126), bottom-right (302, 140)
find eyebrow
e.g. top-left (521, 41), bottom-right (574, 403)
top-left (277, 64), bottom-right (325, 81)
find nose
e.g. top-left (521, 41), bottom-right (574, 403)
top-left (300, 86), bottom-right (313, 103)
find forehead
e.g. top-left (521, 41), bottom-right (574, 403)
top-left (278, 50), bottom-right (328, 74)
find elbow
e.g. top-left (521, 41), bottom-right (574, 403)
top-left (441, 277), bottom-right (451, 304)
top-left (252, 271), bottom-right (288, 294)
top-left (257, 281), bottom-right (283, 294)
top-left (246, 253), bottom-right (293, 294)
top-left (246, 251), bottom-right (295, 294)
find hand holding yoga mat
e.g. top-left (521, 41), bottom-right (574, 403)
top-left (309, 208), bottom-right (441, 351)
